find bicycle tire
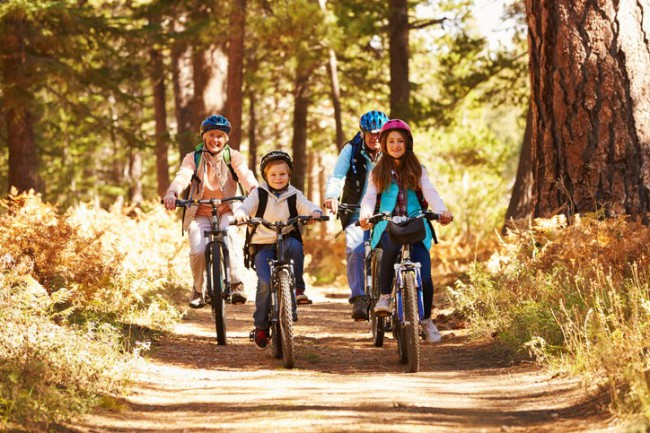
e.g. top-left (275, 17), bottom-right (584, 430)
top-left (277, 269), bottom-right (295, 369)
top-left (270, 273), bottom-right (283, 359)
top-left (403, 270), bottom-right (420, 373)
top-left (370, 249), bottom-right (385, 347)
top-left (211, 243), bottom-right (227, 345)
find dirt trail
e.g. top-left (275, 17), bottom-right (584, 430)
top-left (66, 284), bottom-right (613, 433)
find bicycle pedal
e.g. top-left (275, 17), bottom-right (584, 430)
top-left (249, 330), bottom-right (255, 342)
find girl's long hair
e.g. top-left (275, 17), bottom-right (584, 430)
top-left (372, 129), bottom-right (422, 193)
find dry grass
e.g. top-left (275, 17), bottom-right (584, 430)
top-left (451, 213), bottom-right (650, 428)
top-left (0, 190), bottom-right (185, 430)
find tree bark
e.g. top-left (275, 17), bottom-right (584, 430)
top-left (225, 0), bottom-right (247, 150)
top-left (3, 13), bottom-right (38, 193)
top-left (292, 71), bottom-right (310, 191)
top-left (171, 34), bottom-right (195, 158)
top-left (526, 0), bottom-right (650, 220)
top-left (248, 89), bottom-right (258, 177)
top-left (388, 0), bottom-right (411, 121)
top-left (504, 106), bottom-right (534, 228)
top-left (318, 0), bottom-right (343, 149)
top-left (151, 43), bottom-right (170, 198)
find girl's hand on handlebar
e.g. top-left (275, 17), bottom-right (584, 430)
top-left (358, 213), bottom-right (372, 230)
top-left (163, 194), bottom-right (177, 210)
top-left (439, 210), bottom-right (453, 225)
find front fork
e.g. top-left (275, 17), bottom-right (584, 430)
top-left (363, 240), bottom-right (372, 300)
top-left (268, 260), bottom-right (295, 323)
top-left (394, 262), bottom-right (424, 322)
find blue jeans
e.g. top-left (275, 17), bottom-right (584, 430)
top-left (253, 237), bottom-right (304, 330)
top-left (378, 231), bottom-right (434, 320)
top-left (345, 224), bottom-right (369, 302)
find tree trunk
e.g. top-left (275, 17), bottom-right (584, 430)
top-left (171, 36), bottom-right (195, 158)
top-left (526, 0), bottom-right (650, 220)
top-left (292, 71), bottom-right (310, 191)
top-left (3, 14), bottom-right (38, 193)
top-left (248, 89), bottom-right (258, 178)
top-left (225, 0), bottom-right (246, 150)
top-left (191, 47), bottom-right (209, 131)
top-left (151, 44), bottom-right (170, 198)
top-left (318, 0), bottom-right (344, 149)
top-left (388, 0), bottom-right (410, 121)
top-left (307, 151), bottom-right (315, 202)
top-left (504, 106), bottom-right (534, 229)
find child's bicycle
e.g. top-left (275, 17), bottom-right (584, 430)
top-left (360, 210), bottom-right (440, 373)
top-left (168, 196), bottom-right (245, 345)
top-left (240, 214), bottom-right (329, 368)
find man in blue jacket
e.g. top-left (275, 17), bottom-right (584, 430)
top-left (323, 110), bottom-right (388, 320)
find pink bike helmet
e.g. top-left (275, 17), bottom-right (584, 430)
top-left (379, 119), bottom-right (413, 148)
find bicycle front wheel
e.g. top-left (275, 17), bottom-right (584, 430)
top-left (210, 243), bottom-right (227, 345)
top-left (403, 270), bottom-right (420, 373)
top-left (277, 269), bottom-right (295, 368)
top-left (370, 249), bottom-right (385, 347)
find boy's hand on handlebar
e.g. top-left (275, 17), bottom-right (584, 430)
top-left (323, 198), bottom-right (338, 215)
top-left (234, 211), bottom-right (250, 224)
top-left (439, 210), bottom-right (453, 225)
top-left (307, 210), bottom-right (324, 225)
top-left (162, 194), bottom-right (177, 210)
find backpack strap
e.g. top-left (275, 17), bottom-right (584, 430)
top-left (287, 193), bottom-right (302, 244)
top-left (244, 189), bottom-right (269, 269)
top-left (222, 145), bottom-right (239, 182)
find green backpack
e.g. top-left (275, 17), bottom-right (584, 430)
top-left (178, 144), bottom-right (240, 235)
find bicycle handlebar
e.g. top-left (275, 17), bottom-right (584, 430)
top-left (234, 214), bottom-right (330, 229)
top-left (336, 203), bottom-right (360, 214)
top-left (161, 196), bottom-right (246, 207)
top-left (355, 210), bottom-right (440, 226)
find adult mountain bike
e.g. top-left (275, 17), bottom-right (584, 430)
top-left (362, 210), bottom-right (440, 373)
top-left (171, 196), bottom-right (245, 345)
top-left (241, 214), bottom-right (329, 368)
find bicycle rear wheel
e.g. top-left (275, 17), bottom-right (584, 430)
top-left (369, 249), bottom-right (385, 347)
top-left (210, 243), bottom-right (227, 345)
top-left (403, 270), bottom-right (420, 373)
top-left (277, 269), bottom-right (295, 369)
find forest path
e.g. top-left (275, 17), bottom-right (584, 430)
top-left (66, 284), bottom-right (613, 433)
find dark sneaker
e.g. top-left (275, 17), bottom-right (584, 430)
top-left (230, 282), bottom-right (247, 304)
top-left (351, 297), bottom-right (368, 321)
top-left (253, 328), bottom-right (270, 349)
top-left (189, 290), bottom-right (205, 309)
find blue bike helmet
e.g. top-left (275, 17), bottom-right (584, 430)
top-left (359, 110), bottom-right (389, 134)
top-left (200, 115), bottom-right (231, 135)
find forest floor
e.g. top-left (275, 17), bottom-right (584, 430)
top-left (62, 272), bottom-right (617, 433)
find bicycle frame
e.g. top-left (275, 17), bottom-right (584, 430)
top-left (393, 244), bottom-right (425, 324)
top-left (204, 204), bottom-right (232, 302)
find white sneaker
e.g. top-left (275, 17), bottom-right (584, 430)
top-left (421, 318), bottom-right (442, 343)
top-left (188, 290), bottom-right (205, 309)
top-left (374, 294), bottom-right (392, 315)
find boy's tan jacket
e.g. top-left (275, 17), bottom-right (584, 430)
top-left (167, 147), bottom-right (258, 233)
top-left (235, 182), bottom-right (322, 245)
